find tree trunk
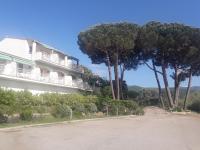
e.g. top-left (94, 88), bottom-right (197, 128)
top-left (152, 60), bottom-right (165, 108)
top-left (114, 52), bottom-right (120, 99)
top-left (184, 68), bottom-right (192, 110)
top-left (106, 52), bottom-right (115, 100)
top-left (161, 64), bottom-right (174, 108)
top-left (174, 65), bottom-right (180, 107)
top-left (120, 64), bottom-right (125, 100)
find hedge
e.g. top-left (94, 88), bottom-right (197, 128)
top-left (0, 89), bottom-right (143, 123)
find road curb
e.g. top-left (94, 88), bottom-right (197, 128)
top-left (0, 115), bottom-right (137, 131)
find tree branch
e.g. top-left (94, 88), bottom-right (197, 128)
top-left (144, 61), bottom-right (163, 75)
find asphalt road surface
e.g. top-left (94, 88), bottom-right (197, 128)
top-left (0, 107), bottom-right (200, 150)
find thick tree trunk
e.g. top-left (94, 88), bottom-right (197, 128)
top-left (174, 65), bottom-right (180, 107)
top-left (184, 68), bottom-right (192, 110)
top-left (106, 52), bottom-right (115, 100)
top-left (114, 52), bottom-right (120, 99)
top-left (120, 64), bottom-right (125, 99)
top-left (161, 64), bottom-right (174, 108)
top-left (152, 60), bottom-right (165, 108)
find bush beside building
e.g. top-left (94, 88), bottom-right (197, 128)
top-left (0, 89), bottom-right (143, 124)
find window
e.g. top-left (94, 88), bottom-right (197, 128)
top-left (0, 60), bottom-right (6, 73)
top-left (58, 72), bottom-right (64, 79)
top-left (17, 63), bottom-right (23, 73)
top-left (40, 68), bottom-right (49, 77)
top-left (17, 63), bottom-right (31, 73)
top-left (29, 46), bottom-right (32, 54)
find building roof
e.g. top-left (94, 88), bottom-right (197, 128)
top-left (2, 37), bottom-right (79, 61)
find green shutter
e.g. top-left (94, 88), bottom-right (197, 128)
top-left (0, 53), bottom-right (12, 61)
top-left (14, 58), bottom-right (33, 65)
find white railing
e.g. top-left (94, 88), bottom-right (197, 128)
top-left (72, 80), bottom-right (83, 89)
top-left (0, 69), bottom-right (91, 90)
top-left (58, 78), bottom-right (64, 84)
top-left (70, 64), bottom-right (83, 72)
top-left (41, 53), bottom-right (51, 61)
top-left (16, 68), bottom-right (32, 79)
top-left (36, 51), bottom-right (83, 73)
top-left (40, 76), bottom-right (50, 83)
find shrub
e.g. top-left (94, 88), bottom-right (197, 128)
top-left (0, 89), bottom-right (16, 106)
top-left (16, 91), bottom-right (33, 105)
top-left (118, 105), bottom-right (130, 115)
top-left (134, 107), bottom-right (144, 115)
top-left (36, 106), bottom-right (50, 114)
top-left (188, 100), bottom-right (200, 113)
top-left (85, 103), bottom-right (97, 113)
top-left (108, 100), bottom-right (143, 115)
top-left (0, 113), bottom-right (8, 123)
top-left (20, 109), bottom-right (33, 121)
top-left (72, 103), bottom-right (85, 113)
top-left (52, 104), bottom-right (72, 118)
top-left (172, 106), bottom-right (182, 112)
top-left (96, 96), bottom-right (112, 112)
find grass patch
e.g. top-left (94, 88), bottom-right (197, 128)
top-left (0, 114), bottom-right (106, 128)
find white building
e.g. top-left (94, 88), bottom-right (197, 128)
top-left (0, 37), bottom-right (91, 94)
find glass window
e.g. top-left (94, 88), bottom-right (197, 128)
top-left (29, 46), bottom-right (32, 54)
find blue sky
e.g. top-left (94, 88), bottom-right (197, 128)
top-left (0, 0), bottom-right (200, 87)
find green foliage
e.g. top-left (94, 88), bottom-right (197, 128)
top-left (0, 89), bottom-right (16, 115)
top-left (95, 96), bottom-right (112, 111)
top-left (0, 114), bottom-right (8, 123)
top-left (100, 86), bottom-right (112, 98)
top-left (109, 100), bottom-right (143, 115)
top-left (85, 103), bottom-right (97, 113)
top-left (127, 90), bottom-right (139, 99)
top-left (188, 100), bottom-right (200, 113)
top-left (72, 103), bottom-right (85, 113)
top-left (0, 89), bottom-right (15, 106)
top-left (0, 88), bottom-right (144, 124)
top-left (51, 104), bottom-right (72, 118)
top-left (20, 109), bottom-right (33, 121)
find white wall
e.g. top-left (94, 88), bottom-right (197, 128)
top-left (50, 53), bottom-right (59, 63)
top-left (4, 61), bottom-right (16, 75)
top-left (64, 75), bottom-right (72, 86)
top-left (0, 77), bottom-right (78, 95)
top-left (31, 67), bottom-right (41, 80)
top-left (50, 71), bottom-right (58, 83)
top-left (0, 38), bottom-right (32, 60)
top-left (31, 42), bottom-right (37, 60)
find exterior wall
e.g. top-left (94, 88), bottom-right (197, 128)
top-left (0, 38), bottom-right (32, 60)
top-left (4, 61), bottom-right (16, 75)
top-left (31, 42), bottom-right (37, 60)
top-left (0, 37), bottom-right (91, 94)
top-left (0, 77), bottom-right (78, 95)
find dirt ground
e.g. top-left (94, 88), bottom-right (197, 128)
top-left (0, 107), bottom-right (200, 150)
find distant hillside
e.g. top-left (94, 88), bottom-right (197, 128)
top-left (128, 85), bottom-right (200, 92)
top-left (128, 85), bottom-right (143, 92)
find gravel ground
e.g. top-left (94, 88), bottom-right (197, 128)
top-left (0, 107), bottom-right (200, 150)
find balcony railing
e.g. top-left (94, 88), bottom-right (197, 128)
top-left (72, 80), bottom-right (83, 89)
top-left (42, 53), bottom-right (50, 61)
top-left (16, 68), bottom-right (32, 79)
top-left (36, 52), bottom-right (83, 73)
top-left (58, 78), bottom-right (64, 85)
top-left (0, 68), bottom-right (91, 90)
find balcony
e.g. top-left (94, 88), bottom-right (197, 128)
top-left (0, 64), bottom-right (4, 74)
top-left (0, 67), bottom-right (91, 90)
top-left (16, 68), bottom-right (32, 79)
top-left (36, 51), bottom-right (83, 73)
top-left (72, 80), bottom-right (84, 89)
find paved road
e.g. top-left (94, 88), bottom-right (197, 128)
top-left (0, 107), bottom-right (200, 150)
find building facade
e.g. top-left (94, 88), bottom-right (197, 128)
top-left (0, 37), bottom-right (91, 94)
